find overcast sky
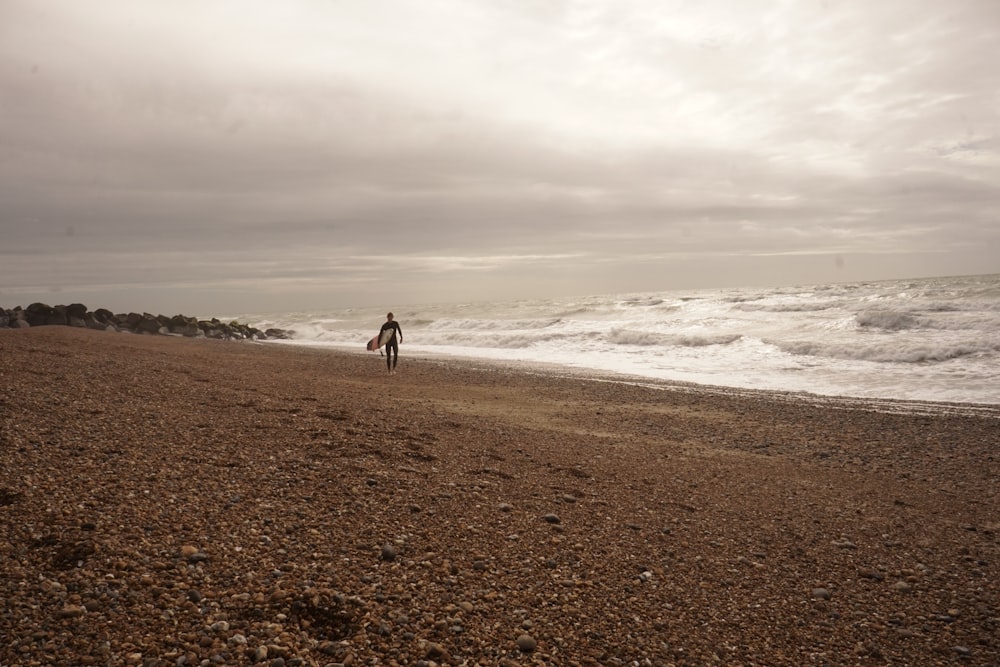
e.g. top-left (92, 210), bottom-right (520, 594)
top-left (2, 0), bottom-right (998, 315)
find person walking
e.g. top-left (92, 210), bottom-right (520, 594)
top-left (380, 312), bottom-right (403, 374)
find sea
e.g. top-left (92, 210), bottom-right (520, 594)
top-left (236, 274), bottom-right (1000, 411)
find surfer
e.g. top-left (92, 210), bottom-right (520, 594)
top-left (380, 312), bottom-right (403, 374)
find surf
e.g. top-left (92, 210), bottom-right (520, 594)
top-left (234, 274), bottom-right (1000, 406)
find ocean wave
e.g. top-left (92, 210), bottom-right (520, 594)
top-left (606, 329), bottom-right (669, 346)
top-left (428, 317), bottom-right (563, 331)
top-left (268, 321), bottom-right (346, 340)
top-left (920, 302), bottom-right (962, 313)
top-left (554, 307), bottom-right (592, 317)
top-left (453, 331), bottom-right (580, 349)
top-left (927, 313), bottom-right (1000, 332)
top-left (672, 333), bottom-right (743, 347)
top-left (735, 302), bottom-right (834, 313)
top-left (621, 298), bottom-right (665, 307)
top-left (774, 339), bottom-right (995, 363)
top-left (855, 310), bottom-right (924, 330)
top-left (608, 329), bottom-right (741, 347)
top-left (856, 308), bottom-right (1000, 333)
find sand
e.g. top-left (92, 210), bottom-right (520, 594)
top-left (1, 326), bottom-right (997, 666)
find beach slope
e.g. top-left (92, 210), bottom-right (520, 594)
top-left (1, 327), bottom-right (997, 665)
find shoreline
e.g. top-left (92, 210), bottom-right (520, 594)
top-left (269, 338), bottom-right (1000, 419)
top-left (2, 327), bottom-right (998, 665)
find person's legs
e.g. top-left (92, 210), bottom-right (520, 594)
top-left (386, 340), bottom-right (397, 372)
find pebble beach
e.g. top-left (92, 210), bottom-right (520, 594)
top-left (1, 327), bottom-right (998, 666)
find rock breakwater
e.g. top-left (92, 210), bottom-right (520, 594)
top-left (0, 302), bottom-right (290, 340)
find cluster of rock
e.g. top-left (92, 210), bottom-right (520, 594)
top-left (0, 302), bottom-right (291, 340)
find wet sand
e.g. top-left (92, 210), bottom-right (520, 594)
top-left (1, 326), bottom-right (998, 666)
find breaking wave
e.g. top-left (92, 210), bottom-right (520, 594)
top-left (608, 329), bottom-right (742, 347)
top-left (735, 302), bottom-right (835, 313)
top-left (429, 317), bottom-right (562, 331)
top-left (855, 310), bottom-right (924, 331)
top-left (418, 330), bottom-right (575, 349)
top-left (774, 339), bottom-right (995, 364)
top-left (621, 297), bottom-right (665, 307)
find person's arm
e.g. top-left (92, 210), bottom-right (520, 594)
top-left (397, 323), bottom-right (403, 343)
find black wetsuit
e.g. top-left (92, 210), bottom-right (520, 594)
top-left (380, 320), bottom-right (402, 370)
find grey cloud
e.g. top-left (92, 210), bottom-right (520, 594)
top-left (1, 0), bottom-right (997, 313)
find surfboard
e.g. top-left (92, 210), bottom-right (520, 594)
top-left (366, 328), bottom-right (394, 351)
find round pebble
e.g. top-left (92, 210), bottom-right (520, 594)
top-left (812, 588), bottom-right (832, 600)
top-left (516, 634), bottom-right (537, 652)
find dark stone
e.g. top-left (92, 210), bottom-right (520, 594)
top-left (124, 312), bottom-right (144, 330)
top-left (25, 302), bottom-right (56, 326)
top-left (52, 304), bottom-right (73, 325)
top-left (516, 634), bottom-right (537, 653)
top-left (169, 314), bottom-right (201, 337)
top-left (135, 313), bottom-right (161, 335)
top-left (199, 319), bottom-right (232, 339)
top-left (83, 312), bottom-right (113, 331)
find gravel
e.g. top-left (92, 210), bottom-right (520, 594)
top-left (1, 326), bottom-right (998, 665)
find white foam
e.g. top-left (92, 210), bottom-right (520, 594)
top-left (237, 274), bottom-right (1000, 405)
